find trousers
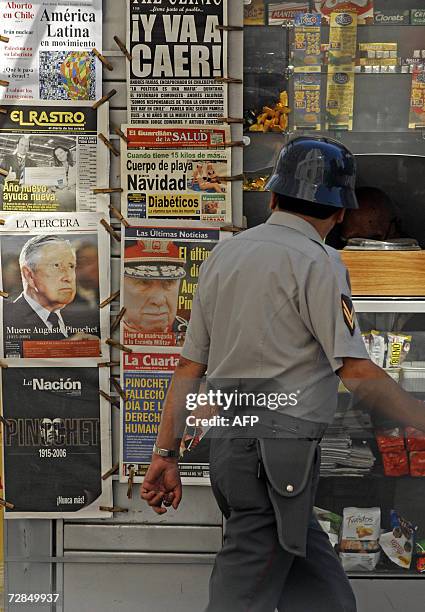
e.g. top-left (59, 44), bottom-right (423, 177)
top-left (205, 435), bottom-right (357, 612)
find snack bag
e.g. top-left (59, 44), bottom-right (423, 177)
top-left (406, 427), bottom-right (425, 452)
top-left (379, 510), bottom-right (416, 569)
top-left (409, 451), bottom-right (425, 476)
top-left (376, 427), bottom-right (405, 453)
top-left (382, 451), bottom-right (409, 477)
top-left (415, 539), bottom-right (425, 573)
top-left (340, 539), bottom-right (380, 552)
top-left (341, 507), bottom-right (381, 541)
top-left (386, 333), bottom-right (412, 369)
top-left (339, 551), bottom-right (380, 571)
top-left (314, 507), bottom-right (342, 547)
top-left (369, 331), bottom-right (386, 368)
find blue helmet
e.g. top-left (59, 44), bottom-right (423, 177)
top-left (265, 136), bottom-right (359, 209)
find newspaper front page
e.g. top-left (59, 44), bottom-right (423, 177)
top-left (120, 220), bottom-right (226, 349)
top-left (120, 349), bottom-right (210, 484)
top-left (121, 124), bottom-right (232, 222)
top-left (127, 0), bottom-right (228, 124)
top-left (0, 101), bottom-right (109, 213)
top-left (0, 212), bottom-right (110, 359)
top-left (2, 361), bottom-right (112, 519)
top-left (0, 0), bottom-right (102, 101)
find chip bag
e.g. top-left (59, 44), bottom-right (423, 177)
top-left (379, 510), bottom-right (416, 569)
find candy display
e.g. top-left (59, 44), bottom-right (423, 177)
top-left (243, 175), bottom-right (271, 192)
top-left (376, 427), bottom-right (405, 454)
top-left (361, 330), bottom-right (411, 369)
top-left (382, 451), bottom-right (409, 477)
top-left (406, 427), bottom-right (425, 452)
top-left (409, 451), bottom-right (425, 477)
top-left (248, 91), bottom-right (291, 133)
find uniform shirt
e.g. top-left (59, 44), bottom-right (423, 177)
top-left (181, 211), bottom-right (369, 424)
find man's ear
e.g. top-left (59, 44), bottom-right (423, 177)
top-left (270, 192), bottom-right (278, 211)
top-left (335, 209), bottom-right (346, 224)
top-left (22, 265), bottom-right (37, 291)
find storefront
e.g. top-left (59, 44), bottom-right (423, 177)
top-left (1, 1), bottom-right (424, 610)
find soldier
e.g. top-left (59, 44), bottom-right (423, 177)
top-left (141, 137), bottom-right (425, 611)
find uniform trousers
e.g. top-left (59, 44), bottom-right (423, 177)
top-left (206, 435), bottom-right (357, 612)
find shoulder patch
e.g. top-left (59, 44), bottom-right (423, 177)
top-left (341, 294), bottom-right (355, 336)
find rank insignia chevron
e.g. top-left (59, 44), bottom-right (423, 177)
top-left (341, 294), bottom-right (355, 336)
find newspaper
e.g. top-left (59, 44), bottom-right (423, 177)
top-left (120, 349), bottom-right (210, 484)
top-left (127, 0), bottom-right (228, 124)
top-left (2, 361), bottom-right (112, 519)
top-left (0, 101), bottom-right (109, 213)
top-left (0, 0), bottom-right (102, 101)
top-left (0, 212), bottom-right (110, 359)
top-left (121, 124), bottom-right (232, 222)
top-left (121, 221), bottom-right (228, 348)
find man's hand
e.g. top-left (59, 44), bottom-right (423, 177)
top-left (140, 456), bottom-right (182, 515)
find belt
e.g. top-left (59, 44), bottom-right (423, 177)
top-left (212, 407), bottom-right (328, 440)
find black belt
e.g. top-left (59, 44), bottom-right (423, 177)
top-left (211, 407), bottom-right (328, 440)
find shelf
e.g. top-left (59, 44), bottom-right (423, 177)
top-left (347, 569), bottom-right (423, 578)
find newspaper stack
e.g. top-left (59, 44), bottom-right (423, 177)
top-left (320, 402), bottom-right (376, 476)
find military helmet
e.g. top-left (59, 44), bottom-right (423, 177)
top-left (124, 240), bottom-right (186, 280)
top-left (265, 136), bottom-right (359, 209)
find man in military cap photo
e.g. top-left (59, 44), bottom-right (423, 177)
top-left (123, 239), bottom-right (186, 341)
top-left (140, 136), bottom-right (425, 611)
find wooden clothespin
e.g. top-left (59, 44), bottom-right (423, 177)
top-left (106, 339), bottom-right (133, 354)
top-left (215, 174), bottom-right (244, 182)
top-left (0, 498), bottom-right (14, 510)
top-left (0, 80), bottom-right (9, 87)
top-left (92, 89), bottom-right (117, 110)
top-left (216, 25), bottom-right (244, 32)
top-left (99, 389), bottom-right (120, 408)
top-left (0, 414), bottom-right (10, 428)
top-left (92, 48), bottom-right (113, 71)
top-left (98, 133), bottom-right (120, 157)
top-left (127, 468), bottom-right (135, 499)
top-left (0, 35), bottom-right (9, 43)
top-left (214, 76), bottom-right (243, 85)
top-left (110, 205), bottom-right (129, 228)
top-left (102, 463), bottom-right (119, 480)
top-left (114, 127), bottom-right (129, 145)
top-left (98, 361), bottom-right (120, 368)
top-left (220, 225), bottom-right (245, 233)
top-left (113, 36), bottom-right (132, 61)
top-left (93, 187), bottom-right (123, 194)
top-left (100, 290), bottom-right (120, 309)
top-left (99, 506), bottom-right (128, 513)
top-left (100, 218), bottom-right (121, 242)
top-left (220, 117), bottom-right (244, 124)
top-left (204, 141), bottom-right (245, 149)
top-left (0, 168), bottom-right (9, 177)
top-left (0, 108), bottom-right (7, 115)
top-left (0, 218), bottom-right (6, 225)
top-left (111, 377), bottom-right (126, 401)
top-left (111, 307), bottom-right (126, 334)
top-left (0, 290), bottom-right (9, 298)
